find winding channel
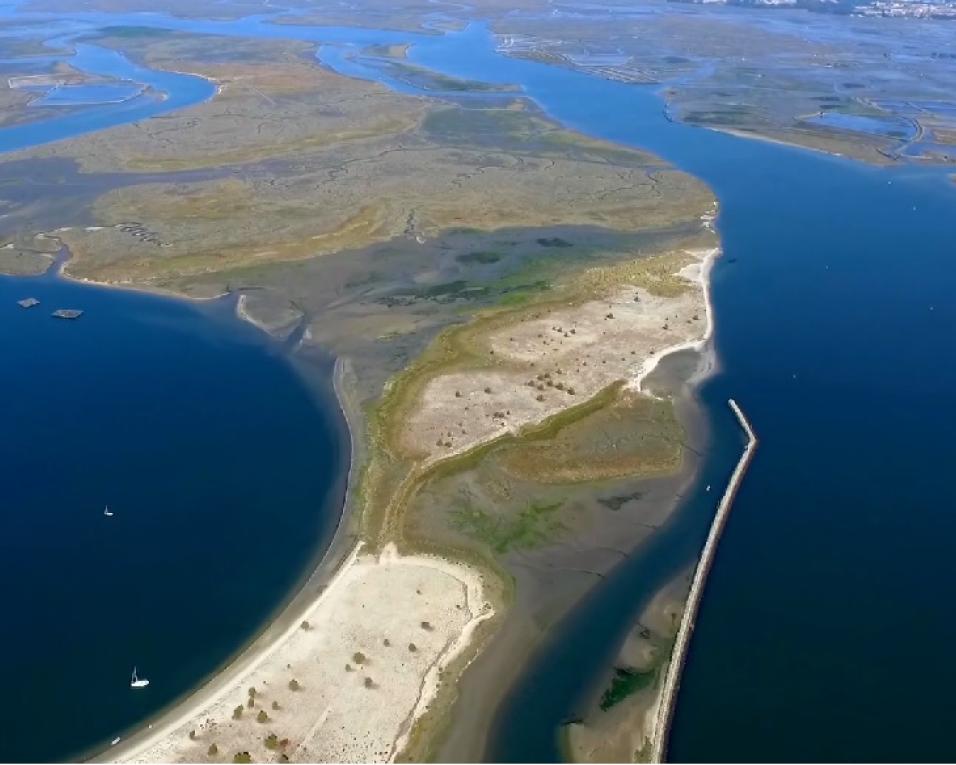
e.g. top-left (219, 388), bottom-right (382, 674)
top-left (1, 8), bottom-right (954, 762)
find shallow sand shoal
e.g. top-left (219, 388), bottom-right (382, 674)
top-left (116, 544), bottom-right (492, 764)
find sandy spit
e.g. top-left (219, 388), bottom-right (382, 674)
top-left (632, 246), bottom-right (720, 395)
top-left (113, 544), bottom-right (492, 764)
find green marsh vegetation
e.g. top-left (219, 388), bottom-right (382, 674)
top-left (599, 666), bottom-right (659, 712)
top-left (450, 500), bottom-right (566, 554)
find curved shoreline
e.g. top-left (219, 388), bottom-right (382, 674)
top-left (633, 243), bottom-right (720, 396)
top-left (99, 343), bottom-right (498, 763)
top-left (86, 355), bottom-right (356, 763)
top-left (1, 236), bottom-right (359, 764)
top-left (649, 399), bottom-right (758, 763)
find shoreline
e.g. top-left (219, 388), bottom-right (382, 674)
top-left (70, 318), bottom-right (358, 762)
top-left (97, 340), bottom-right (497, 762)
top-left (633, 245), bottom-right (720, 396)
top-left (706, 125), bottom-right (896, 167)
top-left (95, 237), bottom-right (718, 762)
top-left (649, 399), bottom-right (758, 763)
top-left (89, 353), bottom-right (357, 762)
top-left (4, 239), bottom-right (302, 344)
top-left (710, 126), bottom-right (842, 156)
top-left (0, 221), bottom-right (360, 763)
top-left (105, 538), bottom-right (495, 763)
top-left (433, 240), bottom-right (721, 761)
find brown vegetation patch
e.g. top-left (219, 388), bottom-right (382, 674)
top-left (497, 390), bottom-right (682, 483)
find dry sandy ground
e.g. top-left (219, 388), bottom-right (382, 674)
top-left (116, 545), bottom-right (492, 764)
top-left (403, 248), bottom-right (717, 464)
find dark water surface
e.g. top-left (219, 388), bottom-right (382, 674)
top-left (0, 270), bottom-right (347, 763)
top-left (0, 9), bottom-right (954, 763)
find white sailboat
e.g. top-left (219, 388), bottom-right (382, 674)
top-left (103, 505), bottom-right (114, 517)
top-left (130, 666), bottom-right (150, 689)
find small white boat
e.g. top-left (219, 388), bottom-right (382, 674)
top-left (111, 737), bottom-right (121, 746)
top-left (104, 505), bottom-right (114, 517)
top-left (706, 484), bottom-right (711, 492)
top-left (130, 666), bottom-right (150, 689)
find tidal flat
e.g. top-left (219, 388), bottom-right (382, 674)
top-left (0, 13), bottom-right (721, 762)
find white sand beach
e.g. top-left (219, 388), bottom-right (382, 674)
top-left (115, 544), bottom-right (492, 764)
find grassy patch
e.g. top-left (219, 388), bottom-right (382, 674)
top-left (422, 106), bottom-right (659, 166)
top-left (451, 500), bottom-right (565, 554)
top-left (498, 391), bottom-right (682, 484)
top-left (387, 62), bottom-right (517, 93)
top-left (123, 118), bottom-right (418, 171)
top-left (599, 666), bottom-right (658, 711)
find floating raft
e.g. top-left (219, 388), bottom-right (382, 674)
top-left (17, 297), bottom-right (39, 308)
top-left (52, 308), bottom-right (83, 319)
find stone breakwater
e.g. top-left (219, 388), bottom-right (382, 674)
top-left (650, 398), bottom-right (758, 763)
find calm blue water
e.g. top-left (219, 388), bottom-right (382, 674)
top-left (0, 39), bottom-right (215, 152)
top-left (0, 270), bottom-right (348, 763)
top-left (0, 10), bottom-right (954, 763)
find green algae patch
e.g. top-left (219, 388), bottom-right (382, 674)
top-left (451, 500), bottom-right (566, 554)
top-left (599, 666), bottom-right (659, 712)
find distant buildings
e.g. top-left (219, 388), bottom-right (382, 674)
top-left (670, 0), bottom-right (956, 18)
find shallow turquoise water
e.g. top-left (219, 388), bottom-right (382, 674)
top-left (0, 9), bottom-right (954, 763)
